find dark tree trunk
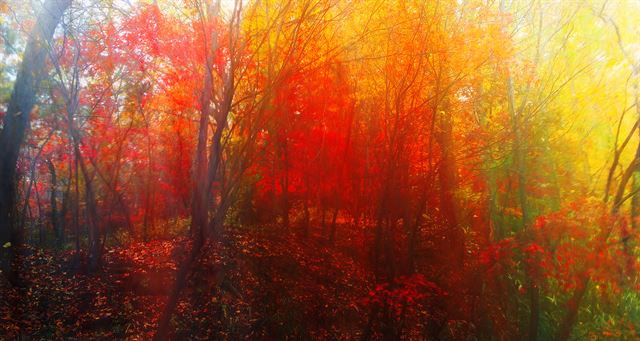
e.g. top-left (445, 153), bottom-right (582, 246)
top-left (46, 159), bottom-right (63, 245)
top-left (59, 181), bottom-right (69, 246)
top-left (155, 2), bottom-right (227, 336)
top-left (280, 140), bottom-right (290, 230)
top-left (73, 152), bottom-right (80, 263)
top-left (556, 281), bottom-right (588, 341)
top-left (60, 76), bottom-right (101, 271)
top-left (153, 235), bottom-right (204, 341)
top-left (329, 207), bottom-right (338, 243)
top-left (73, 144), bottom-right (100, 271)
top-left (0, 0), bottom-right (70, 282)
top-left (435, 104), bottom-right (463, 266)
top-left (302, 176), bottom-right (310, 238)
top-left (321, 204), bottom-right (327, 235)
top-left (35, 178), bottom-right (45, 247)
top-left (407, 193), bottom-right (427, 275)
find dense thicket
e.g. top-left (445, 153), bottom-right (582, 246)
top-left (2, 0), bottom-right (640, 339)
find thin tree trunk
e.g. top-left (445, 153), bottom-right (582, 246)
top-left (61, 88), bottom-right (101, 271)
top-left (329, 207), bottom-right (338, 243)
top-left (303, 176), bottom-right (310, 238)
top-left (46, 159), bottom-right (62, 245)
top-left (155, 2), bottom-right (226, 338)
top-left (408, 190), bottom-right (428, 275)
top-left (435, 98), bottom-right (463, 266)
top-left (73, 142), bottom-right (100, 271)
top-left (73, 152), bottom-right (80, 262)
top-left (59, 178), bottom-right (69, 246)
top-left (321, 204), bottom-right (327, 234)
top-left (506, 72), bottom-right (539, 341)
top-left (628, 90), bottom-right (639, 270)
top-left (35, 174), bottom-right (45, 247)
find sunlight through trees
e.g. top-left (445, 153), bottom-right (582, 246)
top-left (2, 0), bottom-right (640, 339)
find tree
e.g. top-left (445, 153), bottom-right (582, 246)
top-left (0, 0), bottom-right (70, 282)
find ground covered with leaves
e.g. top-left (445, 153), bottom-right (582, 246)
top-left (0, 226), bottom-right (374, 339)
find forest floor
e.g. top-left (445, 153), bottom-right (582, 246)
top-left (0, 225), bottom-right (374, 339)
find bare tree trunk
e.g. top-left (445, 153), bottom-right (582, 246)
top-left (321, 204), bottom-right (327, 234)
top-left (435, 100), bottom-right (463, 266)
top-left (73, 152), bottom-right (80, 262)
top-left (628, 90), bottom-right (639, 265)
top-left (72, 142), bottom-right (101, 271)
top-left (302, 176), bottom-right (310, 238)
top-left (556, 280), bottom-right (587, 341)
top-left (506, 72), bottom-right (539, 341)
top-left (373, 183), bottom-right (390, 282)
top-left (408, 189), bottom-right (428, 274)
top-left (329, 207), bottom-right (338, 243)
top-left (153, 234), bottom-right (203, 340)
top-left (46, 159), bottom-right (63, 245)
top-left (155, 1), bottom-right (229, 338)
top-left (632, 174), bottom-right (639, 229)
top-left (59, 177), bottom-right (70, 246)
top-left (155, 49), bottom-right (214, 341)
top-left (35, 173), bottom-right (45, 247)
top-left (59, 79), bottom-right (101, 271)
top-left (0, 0), bottom-right (70, 282)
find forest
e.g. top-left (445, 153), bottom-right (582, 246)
top-left (1, 0), bottom-right (640, 339)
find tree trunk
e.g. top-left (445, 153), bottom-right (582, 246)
top-left (556, 280), bottom-right (588, 341)
top-left (73, 152), bottom-right (80, 262)
top-left (0, 0), bottom-right (70, 282)
top-left (329, 207), bottom-right (338, 243)
top-left (59, 181), bottom-right (69, 247)
top-left (435, 101), bottom-right (463, 266)
top-left (155, 2), bottom-right (229, 337)
top-left (628, 92), bottom-right (639, 272)
top-left (408, 192), bottom-right (428, 275)
top-left (35, 176), bottom-right (45, 247)
top-left (303, 176), bottom-right (310, 238)
top-left (73, 143), bottom-right (100, 271)
top-left (506, 73), bottom-right (539, 341)
top-left (46, 159), bottom-right (63, 245)
top-left (153, 235), bottom-right (204, 340)
top-left (280, 140), bottom-right (290, 230)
